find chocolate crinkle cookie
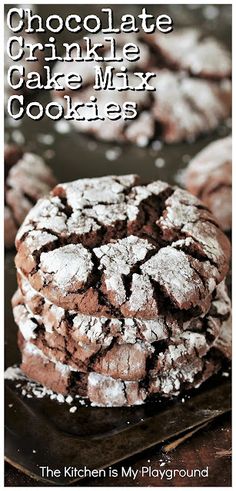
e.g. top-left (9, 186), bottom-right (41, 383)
top-left (142, 28), bottom-right (231, 79)
top-left (11, 174), bottom-right (231, 406)
top-left (184, 135), bottom-right (232, 231)
top-left (52, 29), bottom-right (231, 145)
top-left (13, 276), bottom-right (231, 406)
top-left (15, 174), bottom-right (230, 317)
top-left (4, 145), bottom-right (57, 248)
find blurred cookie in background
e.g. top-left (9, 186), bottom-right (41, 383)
top-left (184, 135), bottom-right (232, 231)
top-left (143, 28), bottom-right (232, 79)
top-left (4, 145), bottom-right (57, 248)
top-left (52, 28), bottom-right (231, 145)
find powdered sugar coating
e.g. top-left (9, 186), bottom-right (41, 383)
top-left (39, 244), bottom-right (93, 292)
top-left (4, 366), bottom-right (27, 381)
top-left (7, 153), bottom-right (56, 200)
top-left (124, 274), bottom-right (157, 317)
top-left (213, 316), bottom-right (232, 359)
top-left (185, 136), bottom-right (232, 190)
top-left (15, 175), bottom-right (231, 318)
top-left (51, 29), bottom-right (231, 145)
top-left (125, 111), bottom-right (155, 146)
top-left (94, 236), bottom-right (154, 304)
top-left (149, 331), bottom-right (210, 396)
top-left (17, 175), bottom-right (141, 240)
top-left (16, 295), bottom-right (231, 405)
top-left (13, 304), bottom-right (38, 341)
top-left (141, 247), bottom-right (204, 310)
top-left (211, 280), bottom-right (231, 317)
top-left (16, 197), bottom-right (67, 241)
top-left (57, 175), bottom-right (136, 209)
top-left (152, 70), bottom-right (231, 143)
top-left (5, 146), bottom-right (57, 248)
top-left (145, 28), bottom-right (231, 78)
top-left (24, 230), bottom-right (58, 253)
top-left (23, 341), bottom-right (73, 376)
top-left (13, 274), bottom-right (231, 386)
top-left (87, 372), bottom-right (146, 407)
top-left (15, 275), bottom-right (170, 348)
top-left (158, 189), bottom-right (202, 230)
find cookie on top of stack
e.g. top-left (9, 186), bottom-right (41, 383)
top-left (12, 174), bottom-right (231, 406)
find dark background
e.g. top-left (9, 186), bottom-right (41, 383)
top-left (5, 4), bottom-right (232, 487)
top-left (5, 4), bottom-right (232, 186)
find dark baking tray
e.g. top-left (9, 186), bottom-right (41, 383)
top-left (5, 377), bottom-right (231, 485)
top-left (4, 3), bottom-right (232, 485)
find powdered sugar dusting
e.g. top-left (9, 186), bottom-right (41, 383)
top-left (142, 247), bottom-right (203, 309)
top-left (13, 304), bottom-right (38, 340)
top-left (127, 274), bottom-right (156, 313)
top-left (88, 372), bottom-right (145, 407)
top-left (15, 174), bottom-right (230, 321)
top-left (152, 69), bottom-right (231, 144)
top-left (57, 175), bottom-right (136, 209)
top-left (24, 230), bottom-right (58, 253)
top-left (212, 281), bottom-right (231, 317)
top-left (94, 236), bottom-right (154, 303)
top-left (137, 318), bottom-right (168, 343)
top-left (151, 28), bottom-right (231, 78)
top-left (4, 366), bottom-right (27, 381)
top-left (185, 136), bottom-right (231, 190)
top-left (39, 244), bottom-right (93, 290)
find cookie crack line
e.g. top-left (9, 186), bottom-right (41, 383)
top-left (18, 180), bottom-right (176, 252)
top-left (17, 272), bottom-right (229, 346)
top-left (171, 237), bottom-right (219, 271)
top-left (12, 273), bottom-right (231, 405)
top-left (15, 175), bottom-right (231, 319)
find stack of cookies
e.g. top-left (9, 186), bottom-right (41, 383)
top-left (12, 175), bottom-right (231, 406)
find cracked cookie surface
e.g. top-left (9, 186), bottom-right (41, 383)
top-left (17, 301), bottom-right (231, 406)
top-left (15, 174), bottom-right (231, 318)
top-left (13, 275), bottom-right (231, 384)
